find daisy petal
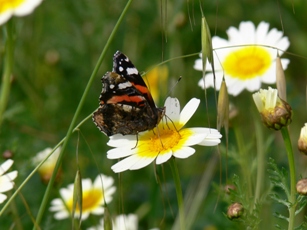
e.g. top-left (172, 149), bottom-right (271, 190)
top-left (129, 157), bottom-right (155, 170)
top-left (164, 97), bottom-right (180, 121)
top-left (179, 98), bottom-right (200, 128)
top-left (173, 147), bottom-right (195, 159)
top-left (156, 150), bottom-right (173, 164)
top-left (0, 193), bottom-right (7, 204)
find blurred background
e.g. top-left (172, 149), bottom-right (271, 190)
top-left (1, 0), bottom-right (307, 229)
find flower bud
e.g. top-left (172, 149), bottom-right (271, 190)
top-left (298, 123), bottom-right (307, 155)
top-left (252, 87), bottom-right (292, 130)
top-left (296, 178), bottom-right (307, 195)
top-left (227, 202), bottom-right (244, 220)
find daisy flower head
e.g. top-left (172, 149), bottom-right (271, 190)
top-left (0, 159), bottom-right (18, 204)
top-left (0, 0), bottom-right (43, 25)
top-left (32, 147), bottom-right (61, 183)
top-left (194, 21), bottom-right (290, 96)
top-left (107, 97), bottom-right (222, 173)
top-left (49, 174), bottom-right (116, 220)
top-left (87, 214), bottom-right (138, 230)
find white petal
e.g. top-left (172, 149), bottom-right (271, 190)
top-left (81, 212), bottom-right (90, 220)
top-left (0, 11), bottom-right (12, 26)
top-left (180, 128), bottom-right (208, 146)
top-left (13, 0), bottom-right (43, 16)
top-left (93, 174), bottom-right (114, 191)
top-left (193, 58), bottom-right (203, 71)
top-left (173, 147), bottom-right (195, 159)
top-left (0, 181), bottom-right (14, 193)
top-left (54, 210), bottom-right (70, 220)
top-left (82, 179), bottom-right (93, 190)
top-left (156, 151), bottom-right (173, 164)
top-left (164, 97), bottom-right (180, 121)
top-left (256, 21), bottom-right (270, 43)
top-left (198, 71), bottom-right (224, 90)
top-left (107, 147), bottom-right (137, 159)
top-left (178, 98), bottom-right (200, 128)
top-left (91, 207), bottom-right (104, 215)
top-left (129, 157), bottom-right (155, 170)
top-left (0, 159), bottom-right (14, 175)
top-left (107, 134), bottom-right (137, 148)
top-left (0, 171), bottom-right (18, 182)
top-left (198, 129), bottom-right (223, 146)
top-left (0, 193), bottom-right (7, 204)
top-left (111, 155), bottom-right (140, 173)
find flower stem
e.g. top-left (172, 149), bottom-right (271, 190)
top-left (0, 20), bottom-right (15, 128)
top-left (32, 1), bottom-right (134, 228)
top-left (281, 127), bottom-right (296, 230)
top-left (254, 119), bottom-right (265, 208)
top-left (169, 157), bottom-right (185, 230)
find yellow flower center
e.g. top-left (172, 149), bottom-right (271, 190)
top-left (223, 46), bottom-right (271, 80)
top-left (66, 189), bottom-right (103, 213)
top-left (0, 0), bottom-right (24, 13)
top-left (137, 127), bottom-right (193, 157)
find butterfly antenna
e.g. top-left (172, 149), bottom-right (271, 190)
top-left (164, 76), bottom-right (182, 101)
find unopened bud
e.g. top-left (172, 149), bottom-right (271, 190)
top-left (227, 202), bottom-right (244, 220)
top-left (298, 123), bottom-right (307, 155)
top-left (296, 179), bottom-right (307, 195)
top-left (253, 87), bottom-right (292, 130)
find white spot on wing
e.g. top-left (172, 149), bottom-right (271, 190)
top-left (118, 82), bottom-right (132, 89)
top-left (127, 67), bottom-right (138, 75)
top-left (122, 105), bottom-right (132, 112)
top-left (110, 84), bottom-right (115, 89)
top-left (119, 66), bottom-right (124, 72)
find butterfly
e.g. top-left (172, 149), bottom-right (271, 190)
top-left (92, 51), bottom-right (165, 136)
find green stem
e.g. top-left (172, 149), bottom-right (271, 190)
top-left (32, 1), bottom-right (134, 227)
top-left (281, 127), bottom-right (296, 230)
top-left (254, 119), bottom-right (265, 207)
top-left (169, 157), bottom-right (185, 230)
top-left (0, 20), bottom-right (15, 128)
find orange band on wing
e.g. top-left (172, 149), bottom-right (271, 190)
top-left (107, 95), bottom-right (145, 105)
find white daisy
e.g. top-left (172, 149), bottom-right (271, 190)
top-left (0, 159), bottom-right (18, 204)
top-left (32, 147), bottom-right (61, 183)
top-left (87, 214), bottom-right (138, 230)
top-left (49, 174), bottom-right (116, 220)
top-left (107, 97), bottom-right (222, 173)
top-left (194, 21), bottom-right (290, 96)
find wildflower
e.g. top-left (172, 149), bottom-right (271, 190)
top-left (0, 0), bottom-right (43, 25)
top-left (227, 202), bottom-right (244, 220)
top-left (296, 179), bottom-right (307, 195)
top-left (0, 159), bottom-right (18, 204)
top-left (194, 21), bottom-right (290, 96)
top-left (107, 97), bottom-right (222, 173)
top-left (252, 87), bottom-right (292, 130)
top-left (49, 174), bottom-right (116, 220)
top-left (298, 123), bottom-right (307, 155)
top-left (87, 214), bottom-right (138, 230)
top-left (32, 147), bottom-right (61, 183)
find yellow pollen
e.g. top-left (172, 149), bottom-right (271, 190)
top-left (223, 46), bottom-right (271, 80)
top-left (0, 0), bottom-right (25, 13)
top-left (138, 129), bottom-right (182, 157)
top-left (66, 189), bottom-right (103, 213)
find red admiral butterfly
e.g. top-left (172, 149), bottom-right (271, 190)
top-left (93, 51), bottom-right (165, 136)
